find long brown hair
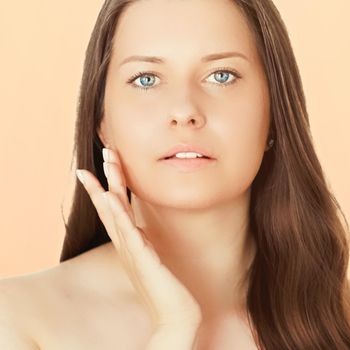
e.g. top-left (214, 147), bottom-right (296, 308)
top-left (59, 0), bottom-right (350, 348)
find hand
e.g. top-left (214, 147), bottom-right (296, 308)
top-left (75, 147), bottom-right (202, 330)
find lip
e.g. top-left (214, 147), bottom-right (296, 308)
top-left (160, 157), bottom-right (216, 172)
top-left (158, 143), bottom-right (216, 160)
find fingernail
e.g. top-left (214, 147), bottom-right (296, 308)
top-left (102, 148), bottom-right (109, 162)
top-left (103, 162), bottom-right (109, 178)
top-left (103, 148), bottom-right (121, 166)
top-left (76, 169), bottom-right (85, 185)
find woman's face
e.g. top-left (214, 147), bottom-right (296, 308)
top-left (99, 0), bottom-right (271, 209)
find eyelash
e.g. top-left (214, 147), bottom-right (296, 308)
top-left (126, 67), bottom-right (242, 92)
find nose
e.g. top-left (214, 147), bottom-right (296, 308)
top-left (166, 86), bottom-right (207, 128)
top-left (170, 114), bottom-right (204, 127)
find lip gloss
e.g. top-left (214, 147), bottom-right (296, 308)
top-left (159, 157), bottom-right (216, 172)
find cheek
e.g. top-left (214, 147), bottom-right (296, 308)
top-left (104, 79), bottom-right (157, 140)
top-left (107, 101), bottom-right (153, 146)
top-left (104, 107), bottom-right (157, 192)
top-left (221, 110), bottom-right (268, 154)
top-left (216, 96), bottom-right (270, 190)
top-left (219, 78), bottom-right (270, 151)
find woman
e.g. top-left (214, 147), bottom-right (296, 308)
top-left (1, 0), bottom-right (350, 349)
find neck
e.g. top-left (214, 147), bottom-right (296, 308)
top-left (130, 190), bottom-right (256, 321)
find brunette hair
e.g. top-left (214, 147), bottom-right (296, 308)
top-left (59, 0), bottom-right (350, 348)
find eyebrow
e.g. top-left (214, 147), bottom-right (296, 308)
top-left (119, 51), bottom-right (249, 67)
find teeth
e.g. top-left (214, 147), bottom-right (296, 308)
top-left (174, 152), bottom-right (204, 158)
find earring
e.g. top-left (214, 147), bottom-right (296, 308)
top-left (266, 138), bottom-right (274, 151)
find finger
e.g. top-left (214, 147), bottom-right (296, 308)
top-left (102, 148), bottom-right (126, 190)
top-left (76, 169), bottom-right (121, 250)
top-left (104, 190), bottom-right (146, 255)
top-left (102, 148), bottom-right (135, 224)
top-left (102, 147), bottom-right (121, 166)
top-left (103, 161), bottom-right (126, 201)
top-left (103, 161), bottom-right (136, 224)
top-left (78, 167), bottom-right (157, 269)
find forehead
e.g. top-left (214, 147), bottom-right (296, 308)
top-left (111, 0), bottom-right (258, 64)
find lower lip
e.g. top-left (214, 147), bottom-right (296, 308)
top-left (159, 157), bottom-right (216, 171)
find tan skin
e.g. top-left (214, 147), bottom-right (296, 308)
top-left (0, 0), bottom-right (271, 348)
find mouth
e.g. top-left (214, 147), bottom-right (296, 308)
top-left (159, 155), bottom-right (216, 171)
top-left (163, 155), bottom-right (211, 160)
top-left (159, 143), bottom-right (216, 160)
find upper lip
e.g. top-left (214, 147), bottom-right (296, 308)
top-left (159, 143), bottom-right (216, 160)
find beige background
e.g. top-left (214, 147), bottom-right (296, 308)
top-left (0, 1), bottom-right (349, 278)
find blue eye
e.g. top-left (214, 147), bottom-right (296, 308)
top-left (127, 68), bottom-right (241, 91)
top-left (207, 71), bottom-right (235, 85)
top-left (128, 73), bottom-right (160, 91)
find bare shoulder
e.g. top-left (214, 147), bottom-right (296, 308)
top-left (0, 242), bottom-right (153, 349)
top-left (0, 275), bottom-right (41, 348)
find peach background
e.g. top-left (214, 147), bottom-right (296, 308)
top-left (0, 0), bottom-right (349, 278)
